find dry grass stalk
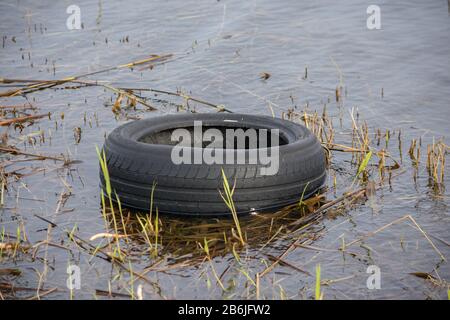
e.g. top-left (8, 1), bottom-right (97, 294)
top-left (0, 113), bottom-right (49, 126)
top-left (0, 54), bottom-right (173, 98)
top-left (346, 214), bottom-right (446, 262)
top-left (426, 139), bottom-right (446, 193)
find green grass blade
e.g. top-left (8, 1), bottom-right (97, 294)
top-left (220, 168), bottom-right (245, 246)
top-left (315, 264), bottom-right (322, 300)
top-left (96, 145), bottom-right (111, 196)
top-left (357, 150), bottom-right (373, 177)
top-left (298, 181), bottom-right (311, 208)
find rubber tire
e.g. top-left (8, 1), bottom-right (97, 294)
top-left (101, 113), bottom-right (326, 216)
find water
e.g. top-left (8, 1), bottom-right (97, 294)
top-left (0, 0), bottom-right (449, 299)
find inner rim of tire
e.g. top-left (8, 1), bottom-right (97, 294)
top-left (138, 125), bottom-right (289, 149)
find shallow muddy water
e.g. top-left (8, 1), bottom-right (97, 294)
top-left (1, 0), bottom-right (450, 299)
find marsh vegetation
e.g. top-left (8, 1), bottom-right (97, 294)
top-left (0, 0), bottom-right (449, 300)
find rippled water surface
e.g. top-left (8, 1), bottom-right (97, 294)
top-left (1, 0), bottom-right (449, 299)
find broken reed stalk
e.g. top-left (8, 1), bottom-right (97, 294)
top-left (0, 54), bottom-right (229, 113)
top-left (0, 54), bottom-right (173, 98)
top-left (99, 82), bottom-right (156, 111)
top-left (117, 87), bottom-right (233, 113)
top-left (42, 79), bottom-right (229, 113)
top-left (259, 222), bottom-right (315, 278)
top-left (0, 146), bottom-right (65, 162)
top-left (426, 140), bottom-right (446, 191)
top-left (345, 214), bottom-right (446, 262)
top-left (69, 233), bottom-right (158, 288)
top-left (0, 113), bottom-right (49, 126)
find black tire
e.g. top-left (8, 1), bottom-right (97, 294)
top-left (101, 113), bottom-right (326, 216)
